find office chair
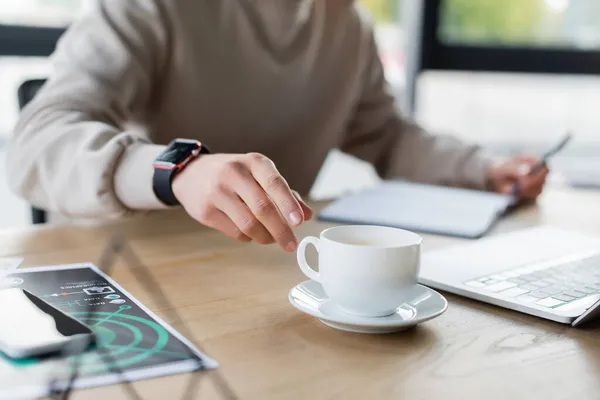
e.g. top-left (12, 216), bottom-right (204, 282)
top-left (17, 79), bottom-right (47, 224)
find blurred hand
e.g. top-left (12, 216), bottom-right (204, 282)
top-left (487, 154), bottom-right (549, 201)
top-left (172, 153), bottom-right (313, 251)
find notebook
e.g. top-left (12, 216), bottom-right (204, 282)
top-left (318, 181), bottom-right (516, 238)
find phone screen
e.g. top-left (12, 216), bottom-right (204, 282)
top-left (0, 288), bottom-right (92, 353)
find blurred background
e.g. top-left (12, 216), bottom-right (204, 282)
top-left (1, 0), bottom-right (599, 227)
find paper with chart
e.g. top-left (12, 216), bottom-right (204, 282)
top-left (0, 264), bottom-right (217, 399)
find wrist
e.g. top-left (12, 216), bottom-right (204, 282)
top-left (114, 143), bottom-right (169, 210)
top-left (152, 139), bottom-right (211, 207)
top-left (171, 158), bottom-right (196, 204)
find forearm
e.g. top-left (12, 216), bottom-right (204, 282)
top-left (7, 0), bottom-right (172, 218)
top-left (8, 106), bottom-right (167, 218)
top-left (378, 119), bottom-right (494, 190)
top-left (341, 17), bottom-right (494, 191)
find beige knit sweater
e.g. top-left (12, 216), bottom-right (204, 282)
top-left (8, 0), bottom-right (491, 219)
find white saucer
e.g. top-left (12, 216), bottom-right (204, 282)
top-left (289, 280), bottom-right (448, 334)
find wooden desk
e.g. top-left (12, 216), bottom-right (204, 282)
top-left (2, 187), bottom-right (600, 400)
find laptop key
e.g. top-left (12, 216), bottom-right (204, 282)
top-left (545, 282), bottom-right (569, 290)
top-left (465, 280), bottom-right (486, 288)
top-left (552, 294), bottom-right (576, 302)
top-left (509, 278), bottom-right (527, 285)
top-left (519, 284), bottom-right (540, 291)
top-left (562, 283), bottom-right (579, 290)
top-left (536, 297), bottom-right (565, 308)
top-left (530, 281), bottom-right (551, 288)
top-left (553, 285), bottom-right (571, 291)
top-left (485, 281), bottom-right (517, 292)
top-left (578, 287), bottom-right (597, 295)
top-left (529, 271), bottom-right (551, 278)
top-left (563, 290), bottom-right (586, 298)
top-left (516, 294), bottom-right (541, 303)
top-left (497, 287), bottom-right (530, 298)
top-left (519, 275), bottom-right (538, 282)
top-left (479, 278), bottom-right (499, 285)
top-left (539, 287), bottom-right (562, 296)
top-left (528, 291), bottom-right (550, 299)
top-left (551, 275), bottom-right (570, 283)
top-left (540, 278), bottom-right (560, 284)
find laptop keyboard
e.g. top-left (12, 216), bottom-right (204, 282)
top-left (464, 252), bottom-right (600, 309)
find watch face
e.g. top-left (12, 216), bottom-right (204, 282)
top-left (156, 140), bottom-right (201, 166)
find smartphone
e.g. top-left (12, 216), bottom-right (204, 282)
top-left (0, 288), bottom-right (95, 359)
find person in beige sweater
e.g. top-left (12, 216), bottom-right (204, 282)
top-left (8, 0), bottom-right (547, 252)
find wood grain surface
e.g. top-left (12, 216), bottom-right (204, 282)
top-left (2, 187), bottom-right (600, 400)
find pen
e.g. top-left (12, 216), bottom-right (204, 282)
top-left (512, 132), bottom-right (573, 197)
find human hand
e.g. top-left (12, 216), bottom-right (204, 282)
top-left (487, 154), bottom-right (549, 201)
top-left (172, 153), bottom-right (313, 251)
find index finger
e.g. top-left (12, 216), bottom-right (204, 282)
top-left (513, 154), bottom-right (542, 164)
top-left (247, 153), bottom-right (304, 226)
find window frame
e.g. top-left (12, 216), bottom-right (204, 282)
top-left (419, 0), bottom-right (600, 75)
top-left (0, 25), bottom-right (64, 57)
top-left (403, 0), bottom-right (600, 114)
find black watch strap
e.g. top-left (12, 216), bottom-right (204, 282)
top-left (153, 168), bottom-right (180, 206)
top-left (153, 144), bottom-right (211, 207)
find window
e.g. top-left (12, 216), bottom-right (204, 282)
top-left (0, 1), bottom-right (90, 136)
top-left (0, 1), bottom-right (88, 228)
top-left (440, 0), bottom-right (600, 49)
top-left (0, 0), bottom-right (88, 137)
top-left (416, 71), bottom-right (600, 186)
top-left (360, 0), bottom-right (406, 93)
top-left (0, 0), bottom-right (91, 27)
top-left (415, 0), bottom-right (600, 187)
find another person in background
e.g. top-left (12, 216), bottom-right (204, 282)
top-left (8, 0), bottom-right (547, 252)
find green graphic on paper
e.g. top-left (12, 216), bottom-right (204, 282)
top-left (0, 266), bottom-right (209, 398)
top-left (67, 305), bottom-right (183, 373)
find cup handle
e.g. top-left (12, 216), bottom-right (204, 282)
top-left (296, 237), bottom-right (321, 283)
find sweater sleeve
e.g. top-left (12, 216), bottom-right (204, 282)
top-left (340, 22), bottom-right (494, 190)
top-left (7, 0), bottom-right (172, 219)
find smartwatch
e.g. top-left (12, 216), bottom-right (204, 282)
top-left (152, 139), bottom-right (211, 206)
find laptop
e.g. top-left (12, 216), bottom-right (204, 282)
top-left (420, 226), bottom-right (600, 326)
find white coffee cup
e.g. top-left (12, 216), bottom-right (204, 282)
top-left (296, 225), bottom-right (422, 318)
